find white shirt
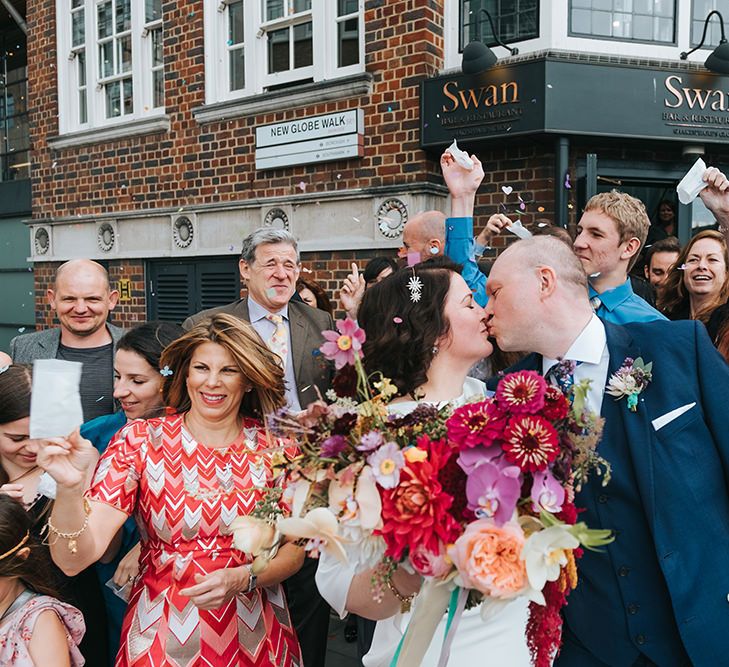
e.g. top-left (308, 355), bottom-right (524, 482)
top-left (542, 314), bottom-right (609, 414)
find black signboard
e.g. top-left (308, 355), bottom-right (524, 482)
top-left (421, 56), bottom-right (729, 148)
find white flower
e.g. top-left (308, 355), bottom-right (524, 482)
top-left (277, 507), bottom-right (349, 564)
top-left (521, 525), bottom-right (579, 604)
top-left (229, 515), bottom-right (276, 555)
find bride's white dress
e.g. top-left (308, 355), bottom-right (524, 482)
top-left (316, 377), bottom-right (532, 667)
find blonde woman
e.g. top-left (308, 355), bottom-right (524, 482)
top-left (38, 314), bottom-right (304, 666)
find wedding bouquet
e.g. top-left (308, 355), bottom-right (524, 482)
top-left (235, 318), bottom-right (612, 667)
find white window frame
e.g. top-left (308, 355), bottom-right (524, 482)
top-left (204, 0), bottom-right (364, 105)
top-left (56, 0), bottom-right (166, 135)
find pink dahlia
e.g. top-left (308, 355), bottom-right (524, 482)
top-left (446, 400), bottom-right (507, 450)
top-left (502, 415), bottom-right (559, 472)
top-left (319, 318), bottom-right (366, 369)
top-left (496, 371), bottom-right (547, 415)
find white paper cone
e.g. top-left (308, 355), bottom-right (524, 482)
top-left (676, 157), bottom-right (708, 205)
top-left (446, 139), bottom-right (474, 171)
top-left (29, 359), bottom-right (84, 438)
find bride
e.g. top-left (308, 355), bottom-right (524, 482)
top-left (315, 258), bottom-right (531, 666)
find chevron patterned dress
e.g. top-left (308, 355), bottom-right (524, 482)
top-left (88, 414), bottom-right (302, 667)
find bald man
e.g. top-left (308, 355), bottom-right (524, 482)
top-left (400, 210), bottom-right (446, 261)
top-left (10, 259), bottom-right (124, 420)
top-left (485, 236), bottom-right (729, 667)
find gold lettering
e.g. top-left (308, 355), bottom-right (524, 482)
top-left (664, 75), bottom-right (683, 108)
top-left (483, 85), bottom-right (498, 106)
top-left (458, 87), bottom-right (485, 109)
top-left (501, 81), bottom-right (519, 103)
top-left (442, 81), bottom-right (460, 112)
top-left (683, 88), bottom-right (712, 109)
top-left (711, 90), bottom-right (727, 111)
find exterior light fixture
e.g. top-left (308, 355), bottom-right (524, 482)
top-left (461, 8), bottom-right (519, 75)
top-left (680, 10), bottom-right (729, 74)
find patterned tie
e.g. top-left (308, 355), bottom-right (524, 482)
top-left (265, 314), bottom-right (288, 369)
top-left (545, 359), bottom-right (582, 402)
top-left (589, 295), bottom-right (602, 313)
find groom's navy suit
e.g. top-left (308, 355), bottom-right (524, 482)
top-left (492, 318), bottom-right (729, 666)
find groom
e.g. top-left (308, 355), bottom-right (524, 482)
top-left (485, 236), bottom-right (729, 667)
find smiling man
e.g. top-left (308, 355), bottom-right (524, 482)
top-left (574, 191), bottom-right (666, 324)
top-left (10, 259), bottom-right (123, 420)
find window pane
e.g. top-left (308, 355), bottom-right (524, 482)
top-left (116, 0), bottom-right (131, 32)
top-left (98, 2), bottom-right (113, 39)
top-left (230, 47), bottom-right (245, 90)
top-left (72, 0), bottom-right (83, 7)
top-left (293, 0), bottom-right (311, 12)
top-left (152, 28), bottom-right (163, 66)
top-left (153, 70), bottom-right (164, 107)
top-left (78, 50), bottom-right (86, 86)
top-left (293, 22), bottom-right (312, 68)
top-left (633, 13), bottom-right (653, 40)
top-left (266, 0), bottom-right (284, 21)
top-left (99, 41), bottom-right (114, 78)
top-left (612, 13), bottom-right (632, 38)
top-left (338, 17), bottom-right (359, 67)
top-left (6, 83), bottom-right (26, 116)
top-left (105, 81), bottom-right (121, 117)
top-left (72, 10), bottom-right (85, 47)
top-left (614, 0), bottom-right (633, 11)
top-left (123, 77), bottom-right (133, 113)
top-left (460, 1), bottom-right (539, 49)
top-left (691, 1), bottom-right (729, 47)
top-left (8, 150), bottom-right (29, 179)
top-left (591, 10), bottom-right (612, 36)
top-left (229, 1), bottom-right (244, 44)
top-left (79, 89), bottom-right (87, 123)
top-left (338, 0), bottom-right (358, 15)
top-left (268, 27), bottom-right (289, 73)
top-left (145, 0), bottom-right (162, 23)
top-left (569, 0), bottom-right (676, 43)
top-left (118, 35), bottom-right (132, 72)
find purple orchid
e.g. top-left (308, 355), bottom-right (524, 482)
top-left (457, 445), bottom-right (502, 475)
top-left (530, 469), bottom-right (565, 514)
top-left (320, 435), bottom-right (348, 458)
top-left (465, 457), bottom-right (522, 526)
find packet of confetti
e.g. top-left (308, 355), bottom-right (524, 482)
top-left (506, 220), bottom-right (532, 239)
top-left (29, 359), bottom-right (83, 438)
top-left (676, 157), bottom-right (708, 205)
top-left (446, 139), bottom-right (474, 171)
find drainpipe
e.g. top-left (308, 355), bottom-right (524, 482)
top-left (0, 0), bottom-right (27, 34)
top-left (554, 136), bottom-right (569, 228)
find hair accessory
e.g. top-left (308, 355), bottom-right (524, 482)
top-left (0, 365), bottom-right (9, 374)
top-left (0, 531), bottom-right (29, 561)
top-left (160, 366), bottom-right (174, 377)
top-left (46, 497), bottom-right (91, 554)
top-left (407, 275), bottom-right (423, 303)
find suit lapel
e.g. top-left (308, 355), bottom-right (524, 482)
top-left (288, 304), bottom-right (308, 383)
top-left (602, 322), bottom-right (656, 520)
top-left (39, 329), bottom-right (61, 358)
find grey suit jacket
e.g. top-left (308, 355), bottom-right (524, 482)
top-left (9, 323), bottom-right (126, 363)
top-left (183, 299), bottom-right (334, 408)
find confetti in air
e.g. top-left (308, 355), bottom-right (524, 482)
top-left (501, 185), bottom-right (513, 195)
top-left (564, 173), bottom-right (572, 189)
top-left (297, 181), bottom-right (306, 192)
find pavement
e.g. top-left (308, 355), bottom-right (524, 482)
top-left (325, 614), bottom-right (362, 667)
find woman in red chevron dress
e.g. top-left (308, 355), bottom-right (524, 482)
top-left (37, 314), bottom-right (304, 666)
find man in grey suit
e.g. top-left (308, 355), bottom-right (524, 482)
top-left (10, 259), bottom-right (123, 421)
top-left (183, 228), bottom-right (334, 667)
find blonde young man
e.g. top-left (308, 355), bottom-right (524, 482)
top-left (574, 191), bottom-right (666, 324)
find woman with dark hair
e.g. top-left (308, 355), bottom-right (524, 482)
top-left (316, 258), bottom-right (530, 666)
top-left (38, 314), bottom-right (304, 666)
top-left (0, 364), bottom-right (108, 665)
top-left (341, 256), bottom-right (399, 320)
top-left (0, 494), bottom-right (85, 666)
top-left (297, 277), bottom-right (334, 315)
top-left (658, 230), bottom-right (729, 323)
top-left (80, 321), bottom-right (183, 662)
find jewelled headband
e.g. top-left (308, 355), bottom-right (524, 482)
top-left (0, 531), bottom-right (30, 561)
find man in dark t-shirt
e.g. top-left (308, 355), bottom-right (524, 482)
top-left (10, 259), bottom-right (124, 421)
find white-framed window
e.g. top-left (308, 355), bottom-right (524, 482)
top-left (204, 0), bottom-right (364, 104)
top-left (56, 0), bottom-right (165, 134)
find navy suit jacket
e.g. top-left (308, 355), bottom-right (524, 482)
top-left (492, 319), bottom-right (729, 666)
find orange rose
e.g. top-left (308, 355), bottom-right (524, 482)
top-left (448, 518), bottom-right (527, 598)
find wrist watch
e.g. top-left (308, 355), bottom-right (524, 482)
top-left (245, 563), bottom-right (257, 594)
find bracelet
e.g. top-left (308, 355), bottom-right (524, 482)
top-left (386, 577), bottom-right (416, 614)
top-left (46, 497), bottom-right (91, 554)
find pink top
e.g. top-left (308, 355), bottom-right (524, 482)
top-left (0, 591), bottom-right (86, 666)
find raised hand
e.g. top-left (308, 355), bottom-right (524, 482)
top-left (700, 166), bottom-right (729, 231)
top-left (477, 213), bottom-right (513, 248)
top-left (340, 263), bottom-right (365, 320)
top-left (440, 151), bottom-right (485, 200)
top-left (35, 429), bottom-right (98, 489)
top-left (179, 567), bottom-right (248, 610)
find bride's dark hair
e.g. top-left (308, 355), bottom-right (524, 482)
top-left (358, 257), bottom-right (461, 399)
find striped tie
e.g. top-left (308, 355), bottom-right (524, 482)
top-left (265, 314), bottom-right (288, 369)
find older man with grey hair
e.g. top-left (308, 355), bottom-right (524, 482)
top-left (183, 228), bottom-right (334, 667)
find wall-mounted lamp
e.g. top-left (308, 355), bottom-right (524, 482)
top-left (461, 8), bottom-right (519, 75)
top-left (680, 10), bottom-right (729, 74)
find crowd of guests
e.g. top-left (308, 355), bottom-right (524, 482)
top-left (0, 150), bottom-right (729, 666)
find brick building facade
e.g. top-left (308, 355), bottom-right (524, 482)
top-left (23, 1), bottom-right (729, 329)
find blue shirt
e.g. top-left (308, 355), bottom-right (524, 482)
top-left (589, 279), bottom-right (667, 324)
top-left (247, 296), bottom-right (302, 412)
top-left (444, 216), bottom-right (488, 306)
